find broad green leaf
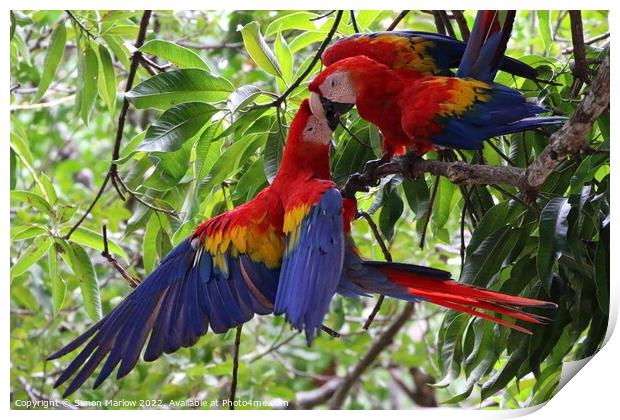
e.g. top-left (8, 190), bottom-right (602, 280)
top-left (537, 11), bottom-right (552, 53)
top-left (227, 85), bottom-right (261, 114)
top-left (11, 225), bottom-right (46, 241)
top-left (289, 31), bottom-right (327, 53)
top-left (68, 226), bottom-right (129, 262)
top-left (49, 245), bottom-right (66, 315)
top-left (239, 21), bottom-right (282, 78)
top-left (10, 235), bottom-right (52, 279)
top-left (126, 69), bottom-right (234, 110)
top-left (79, 45), bottom-right (99, 125)
top-left (139, 39), bottom-right (210, 70)
top-left (202, 134), bottom-right (264, 193)
top-left (232, 156), bottom-right (267, 205)
top-left (435, 312), bottom-right (469, 386)
top-left (10, 134), bottom-right (49, 202)
top-left (379, 181), bottom-right (404, 241)
top-left (263, 123), bottom-right (284, 183)
top-left (139, 102), bottom-right (217, 152)
top-left (274, 31), bottom-right (293, 83)
top-left (537, 197), bottom-right (571, 291)
top-left (10, 190), bottom-right (53, 217)
top-left (264, 12), bottom-right (318, 36)
top-left (35, 22), bottom-right (66, 101)
top-left (402, 176), bottom-right (430, 220)
top-left (143, 214), bottom-right (160, 274)
top-left (10, 148), bottom-right (16, 190)
top-left (356, 10), bottom-right (383, 30)
top-left (39, 173), bottom-right (58, 205)
top-left (432, 177), bottom-right (457, 230)
top-left (10, 11), bottom-right (16, 41)
top-left (97, 43), bottom-right (117, 115)
top-left (65, 243), bottom-right (102, 321)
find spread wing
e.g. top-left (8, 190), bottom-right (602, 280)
top-left (274, 186), bottom-right (345, 344)
top-left (322, 31), bottom-right (537, 80)
top-left (48, 195), bottom-right (283, 397)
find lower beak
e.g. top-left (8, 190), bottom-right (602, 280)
top-left (309, 92), bottom-right (354, 131)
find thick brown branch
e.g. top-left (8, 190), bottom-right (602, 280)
top-left (525, 53), bottom-right (609, 191)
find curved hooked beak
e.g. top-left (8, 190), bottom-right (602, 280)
top-left (309, 92), bottom-right (354, 131)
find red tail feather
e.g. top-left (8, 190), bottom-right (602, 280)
top-left (377, 265), bottom-right (556, 334)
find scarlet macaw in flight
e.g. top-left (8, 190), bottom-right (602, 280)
top-left (309, 10), bottom-right (565, 159)
top-left (48, 100), bottom-right (554, 397)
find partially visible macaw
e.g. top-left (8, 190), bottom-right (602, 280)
top-left (48, 100), bottom-right (555, 397)
top-left (309, 10), bottom-right (566, 159)
top-left (321, 28), bottom-right (538, 81)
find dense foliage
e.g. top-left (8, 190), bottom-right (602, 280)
top-left (10, 10), bottom-right (609, 409)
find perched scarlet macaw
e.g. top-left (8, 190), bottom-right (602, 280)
top-left (48, 100), bottom-right (555, 397)
top-left (309, 10), bottom-right (566, 159)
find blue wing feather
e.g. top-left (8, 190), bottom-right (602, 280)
top-left (48, 237), bottom-right (279, 396)
top-left (274, 188), bottom-right (345, 344)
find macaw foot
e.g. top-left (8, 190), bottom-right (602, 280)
top-left (361, 156), bottom-right (390, 177)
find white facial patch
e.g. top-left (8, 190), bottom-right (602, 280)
top-left (319, 71), bottom-right (356, 103)
top-left (302, 115), bottom-right (332, 145)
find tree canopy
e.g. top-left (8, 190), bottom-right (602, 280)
top-left (10, 10), bottom-right (609, 409)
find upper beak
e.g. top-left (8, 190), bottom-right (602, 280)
top-left (309, 92), bottom-right (354, 131)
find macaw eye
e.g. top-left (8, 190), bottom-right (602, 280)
top-left (307, 126), bottom-right (313, 132)
top-left (330, 79), bottom-right (336, 87)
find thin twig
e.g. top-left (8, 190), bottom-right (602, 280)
top-left (349, 11), bottom-right (360, 33)
top-left (562, 32), bottom-right (609, 54)
top-left (437, 11), bottom-right (456, 38)
top-left (269, 11), bottom-right (343, 108)
top-left (357, 211), bottom-right (392, 330)
top-left (101, 225), bottom-right (140, 288)
top-left (451, 10), bottom-right (470, 41)
top-left (229, 325), bottom-right (243, 410)
top-left (386, 11), bottom-right (409, 31)
top-left (64, 10), bottom-right (153, 240)
top-left (66, 10), bottom-right (97, 40)
top-left (116, 176), bottom-right (179, 218)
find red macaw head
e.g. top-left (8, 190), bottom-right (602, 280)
top-left (308, 56), bottom-right (381, 129)
top-left (288, 99), bottom-right (333, 147)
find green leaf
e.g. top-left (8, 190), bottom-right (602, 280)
top-left (435, 312), bottom-right (469, 386)
top-left (97, 43), bottom-right (117, 115)
top-left (10, 190), bottom-right (53, 217)
top-left (263, 122), bottom-right (284, 183)
top-left (274, 31), bottom-right (293, 83)
top-left (49, 244), bottom-right (66, 315)
top-left (355, 11), bottom-right (383, 30)
top-left (126, 69), bottom-right (234, 110)
top-left (10, 11), bottom-right (16, 41)
top-left (202, 135), bottom-right (264, 193)
top-left (139, 102), bottom-right (217, 152)
top-left (239, 21), bottom-right (282, 78)
top-left (10, 235), bottom-right (53, 279)
top-left (432, 177), bottom-right (457, 230)
top-left (264, 12), bottom-right (318, 36)
top-left (139, 39), bottom-right (211, 70)
top-left (537, 11), bottom-right (552, 53)
top-left (68, 227), bottom-right (129, 263)
top-left (11, 225), bottom-right (47, 241)
top-left (64, 243), bottom-right (102, 321)
top-left (10, 148), bottom-right (16, 190)
top-left (537, 197), bottom-right (571, 291)
top-left (402, 176), bottom-right (430, 220)
top-left (379, 182), bottom-right (404, 242)
top-left (35, 22), bottom-right (66, 101)
top-left (227, 85), bottom-right (261, 114)
top-left (143, 214), bottom-right (160, 274)
top-left (79, 45), bottom-right (99, 125)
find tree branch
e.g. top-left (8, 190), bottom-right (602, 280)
top-left (286, 303), bottom-right (415, 409)
top-left (568, 11), bottom-right (590, 85)
top-left (386, 11), bottom-right (409, 31)
top-left (328, 303), bottom-right (415, 409)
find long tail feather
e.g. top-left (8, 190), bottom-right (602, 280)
top-left (457, 10), bottom-right (517, 82)
top-left (366, 262), bottom-right (556, 333)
